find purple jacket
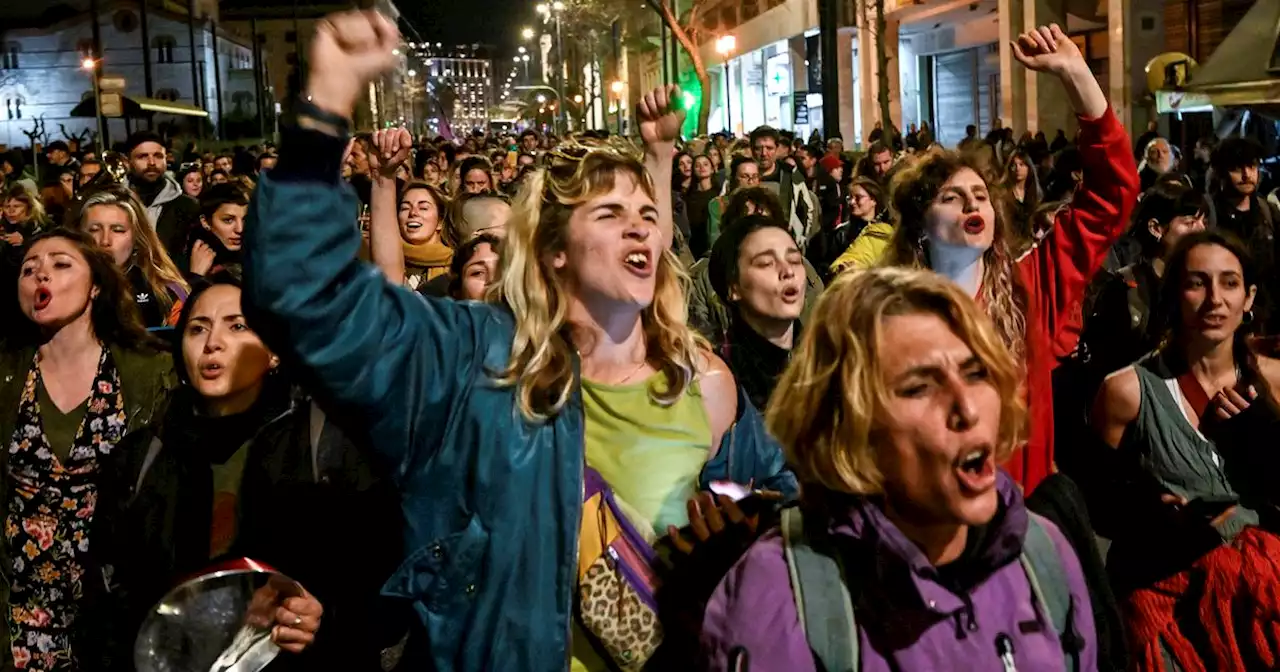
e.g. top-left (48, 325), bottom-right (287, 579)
top-left (701, 472), bottom-right (1097, 671)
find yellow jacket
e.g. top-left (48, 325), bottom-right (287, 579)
top-left (830, 221), bottom-right (895, 275)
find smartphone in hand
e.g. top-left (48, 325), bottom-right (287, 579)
top-left (1184, 495), bottom-right (1238, 520)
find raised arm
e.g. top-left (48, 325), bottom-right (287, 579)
top-left (639, 85), bottom-right (685, 249)
top-left (242, 11), bottom-right (475, 478)
top-left (366, 128), bottom-right (413, 285)
top-left (1013, 24), bottom-right (1140, 356)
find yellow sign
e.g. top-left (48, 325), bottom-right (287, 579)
top-left (1155, 90), bottom-right (1212, 114)
top-left (100, 92), bottom-right (123, 117)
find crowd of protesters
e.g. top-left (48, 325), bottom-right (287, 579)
top-left (0, 8), bottom-right (1277, 672)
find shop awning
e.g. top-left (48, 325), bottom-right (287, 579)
top-left (69, 95), bottom-right (209, 119)
top-left (1181, 0), bottom-right (1280, 108)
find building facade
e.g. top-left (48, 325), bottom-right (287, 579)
top-left (413, 44), bottom-right (494, 136)
top-left (667, 0), bottom-right (1249, 149)
top-left (219, 0), bottom-right (405, 133)
top-left (0, 0), bottom-right (265, 148)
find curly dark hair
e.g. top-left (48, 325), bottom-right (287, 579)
top-left (882, 148), bottom-right (1028, 362)
top-left (8, 228), bottom-right (157, 350)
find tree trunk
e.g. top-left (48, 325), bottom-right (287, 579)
top-left (695, 69), bottom-right (712, 135)
top-left (874, 0), bottom-right (894, 140)
top-left (654, 0), bottom-right (711, 135)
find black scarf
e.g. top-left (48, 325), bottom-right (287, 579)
top-left (162, 379), bottom-right (292, 465)
top-left (722, 316), bottom-right (799, 411)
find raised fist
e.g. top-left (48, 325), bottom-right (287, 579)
top-left (637, 85), bottom-right (686, 148)
top-left (369, 127), bottom-right (413, 180)
top-left (305, 10), bottom-right (400, 120)
top-left (1011, 24), bottom-right (1083, 76)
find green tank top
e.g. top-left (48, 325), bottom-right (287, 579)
top-left (581, 371), bottom-right (713, 538)
top-left (1124, 364), bottom-right (1259, 539)
top-left (573, 371), bottom-right (713, 672)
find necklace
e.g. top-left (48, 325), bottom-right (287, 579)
top-left (611, 359), bottom-right (649, 385)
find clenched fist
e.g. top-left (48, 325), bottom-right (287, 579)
top-left (305, 10), bottom-right (401, 120)
top-left (1011, 24), bottom-right (1083, 76)
top-left (636, 85), bottom-right (685, 149)
top-left (368, 127), bottom-right (413, 181)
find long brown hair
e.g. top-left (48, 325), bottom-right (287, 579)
top-left (71, 184), bottom-right (188, 314)
top-left (882, 147), bottom-right (1028, 362)
top-left (9, 229), bottom-right (156, 350)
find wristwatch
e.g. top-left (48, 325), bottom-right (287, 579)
top-left (295, 99), bottom-right (351, 138)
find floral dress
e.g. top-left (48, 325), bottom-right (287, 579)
top-left (5, 349), bottom-right (126, 670)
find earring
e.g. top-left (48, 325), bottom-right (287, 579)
top-left (1244, 310), bottom-right (1255, 325)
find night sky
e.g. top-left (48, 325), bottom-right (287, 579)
top-left (399, 0), bottom-right (526, 50)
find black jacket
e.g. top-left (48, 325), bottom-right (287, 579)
top-left (90, 384), bottom-right (405, 670)
top-left (807, 169), bottom-right (843, 234)
top-left (130, 176), bottom-right (201, 267)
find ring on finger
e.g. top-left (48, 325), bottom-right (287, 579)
top-left (293, 615), bottom-right (303, 627)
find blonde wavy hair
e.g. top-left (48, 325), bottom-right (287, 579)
top-left (766, 266), bottom-right (1026, 496)
top-left (493, 146), bottom-right (705, 421)
top-left (73, 185), bottom-right (189, 314)
top-left (882, 147), bottom-right (1028, 363)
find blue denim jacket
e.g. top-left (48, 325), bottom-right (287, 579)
top-left (242, 127), bottom-right (798, 670)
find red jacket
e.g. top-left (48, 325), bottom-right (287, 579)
top-left (1010, 108), bottom-right (1139, 492)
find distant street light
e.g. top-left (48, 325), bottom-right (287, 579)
top-left (537, 94), bottom-right (547, 103)
top-left (716, 35), bottom-right (738, 133)
top-left (522, 27), bottom-right (535, 40)
top-left (573, 94), bottom-right (584, 104)
top-left (535, 1), bottom-right (568, 133)
top-left (610, 81), bottom-right (624, 134)
top-left (407, 69), bottom-right (417, 77)
top-left (82, 57), bottom-right (106, 145)
top-left (518, 46), bottom-right (527, 54)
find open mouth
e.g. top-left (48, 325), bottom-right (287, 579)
top-left (955, 446), bottom-right (996, 494)
top-left (199, 362), bottom-right (224, 380)
top-left (962, 215), bottom-right (986, 235)
top-left (405, 220), bottom-right (423, 231)
top-left (623, 250), bottom-right (653, 277)
top-left (781, 286), bottom-right (802, 303)
top-left (33, 288), bottom-right (51, 311)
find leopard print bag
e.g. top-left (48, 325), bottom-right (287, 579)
top-left (576, 467), bottom-right (664, 671)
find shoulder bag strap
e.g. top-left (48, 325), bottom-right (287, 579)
top-left (1019, 513), bottom-right (1083, 672)
top-left (781, 507), bottom-right (859, 672)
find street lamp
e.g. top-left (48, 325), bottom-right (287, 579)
top-left (537, 94), bottom-right (547, 103)
top-left (610, 80), bottom-right (625, 134)
top-left (81, 57), bottom-right (106, 147)
top-left (715, 35), bottom-right (737, 135)
top-left (536, 1), bottom-right (567, 134)
top-left (522, 27), bottom-right (535, 40)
